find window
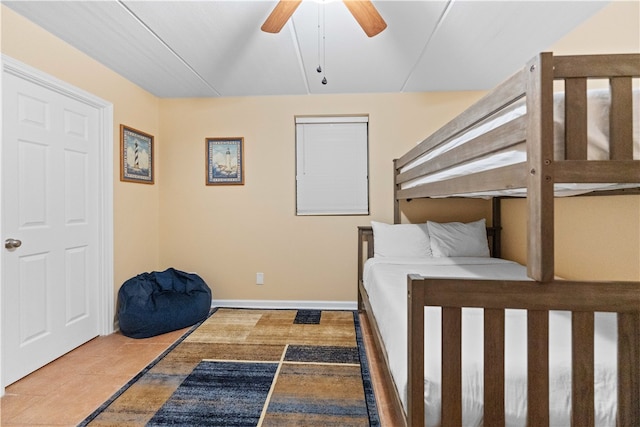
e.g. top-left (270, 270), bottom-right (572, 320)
top-left (295, 116), bottom-right (369, 215)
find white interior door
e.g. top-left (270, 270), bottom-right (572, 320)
top-left (1, 58), bottom-right (113, 387)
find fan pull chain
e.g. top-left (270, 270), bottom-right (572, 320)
top-left (316, 0), bottom-right (327, 85)
top-left (317, 2), bottom-right (322, 74)
top-left (322, 8), bottom-right (327, 85)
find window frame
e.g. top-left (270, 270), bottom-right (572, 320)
top-left (295, 115), bottom-right (370, 216)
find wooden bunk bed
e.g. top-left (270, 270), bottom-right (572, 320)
top-left (357, 52), bottom-right (640, 427)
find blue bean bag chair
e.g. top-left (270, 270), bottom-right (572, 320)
top-left (117, 268), bottom-right (212, 339)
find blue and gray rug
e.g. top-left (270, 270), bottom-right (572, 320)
top-left (80, 308), bottom-right (379, 426)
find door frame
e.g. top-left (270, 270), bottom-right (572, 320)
top-left (0, 55), bottom-right (114, 394)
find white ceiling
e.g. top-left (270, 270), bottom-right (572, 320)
top-left (4, 0), bottom-right (609, 98)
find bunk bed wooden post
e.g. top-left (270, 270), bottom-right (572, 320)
top-left (394, 159), bottom-right (401, 224)
top-left (525, 52), bottom-right (555, 283)
top-left (407, 276), bottom-right (425, 427)
top-left (525, 53), bottom-right (554, 425)
top-left (357, 226), bottom-right (374, 311)
top-left (491, 197), bottom-right (502, 258)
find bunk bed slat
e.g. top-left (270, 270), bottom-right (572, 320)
top-left (617, 312), bottom-right (640, 426)
top-left (397, 163), bottom-right (527, 200)
top-left (572, 312), bottom-right (595, 427)
top-left (553, 54), bottom-right (640, 78)
top-left (609, 77), bottom-right (634, 160)
top-left (527, 310), bottom-right (550, 425)
top-left (564, 78), bottom-right (588, 160)
top-left (420, 279), bottom-right (640, 312)
top-left (555, 160), bottom-right (640, 183)
top-left (484, 308), bottom-right (506, 425)
top-left (395, 69), bottom-right (526, 170)
top-left (441, 307), bottom-right (462, 426)
top-left (396, 117), bottom-right (527, 185)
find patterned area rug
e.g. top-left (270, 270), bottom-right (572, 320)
top-left (79, 308), bottom-right (379, 426)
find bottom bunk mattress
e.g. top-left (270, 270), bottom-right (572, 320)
top-left (362, 257), bottom-right (617, 427)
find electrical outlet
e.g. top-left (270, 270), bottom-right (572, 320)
top-left (256, 272), bottom-right (264, 285)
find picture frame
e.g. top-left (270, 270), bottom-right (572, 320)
top-left (120, 125), bottom-right (154, 184)
top-left (206, 137), bottom-right (244, 185)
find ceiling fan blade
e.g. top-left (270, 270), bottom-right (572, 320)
top-left (261, 0), bottom-right (303, 33)
top-left (343, 0), bottom-right (387, 37)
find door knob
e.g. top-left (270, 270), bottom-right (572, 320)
top-left (5, 238), bottom-right (22, 249)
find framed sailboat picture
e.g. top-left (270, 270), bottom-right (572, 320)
top-left (206, 137), bottom-right (244, 185)
top-left (120, 125), bottom-right (154, 184)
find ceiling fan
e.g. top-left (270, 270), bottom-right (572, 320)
top-left (261, 0), bottom-right (387, 37)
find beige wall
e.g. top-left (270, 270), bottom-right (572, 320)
top-left (501, 196), bottom-right (640, 281)
top-left (550, 0), bottom-right (639, 55)
top-left (158, 93), bottom-right (488, 301)
top-left (2, 0), bottom-right (638, 307)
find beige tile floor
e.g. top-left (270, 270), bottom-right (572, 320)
top-left (0, 314), bottom-right (401, 427)
top-left (0, 327), bottom-right (188, 427)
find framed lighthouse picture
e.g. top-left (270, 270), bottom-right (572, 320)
top-left (206, 137), bottom-right (244, 185)
top-left (120, 125), bottom-right (154, 184)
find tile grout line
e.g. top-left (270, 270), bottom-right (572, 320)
top-left (256, 344), bottom-right (288, 427)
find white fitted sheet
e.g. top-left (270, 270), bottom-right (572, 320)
top-left (362, 257), bottom-right (618, 426)
top-left (400, 89), bottom-right (640, 197)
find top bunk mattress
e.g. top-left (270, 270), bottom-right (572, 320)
top-left (400, 88), bottom-right (640, 198)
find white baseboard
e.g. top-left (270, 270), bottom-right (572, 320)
top-left (212, 299), bottom-right (357, 311)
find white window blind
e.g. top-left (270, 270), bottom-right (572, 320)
top-left (295, 116), bottom-right (369, 215)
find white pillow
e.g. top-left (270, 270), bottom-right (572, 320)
top-left (427, 219), bottom-right (490, 257)
top-left (371, 221), bottom-right (432, 258)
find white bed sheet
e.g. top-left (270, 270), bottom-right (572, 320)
top-left (363, 257), bottom-right (618, 427)
top-left (400, 89), bottom-right (640, 197)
